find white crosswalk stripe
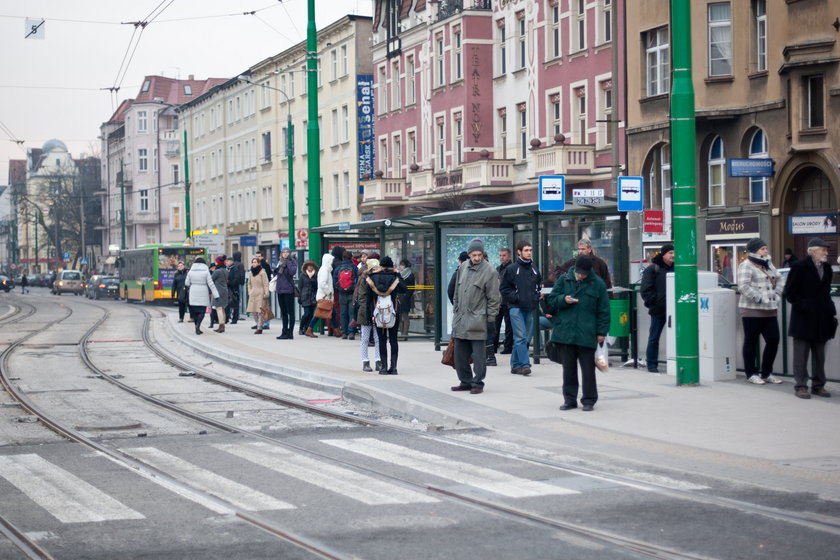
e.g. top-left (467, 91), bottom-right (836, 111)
top-left (321, 438), bottom-right (580, 498)
top-left (214, 442), bottom-right (439, 506)
top-left (0, 454), bottom-right (144, 523)
top-left (120, 447), bottom-right (294, 512)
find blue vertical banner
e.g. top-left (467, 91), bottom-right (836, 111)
top-left (356, 75), bottom-right (375, 186)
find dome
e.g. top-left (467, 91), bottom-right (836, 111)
top-left (42, 139), bottom-right (68, 153)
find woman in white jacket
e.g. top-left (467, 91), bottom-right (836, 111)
top-left (185, 257), bottom-right (220, 335)
top-left (304, 253), bottom-right (338, 337)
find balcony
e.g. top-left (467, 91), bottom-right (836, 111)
top-left (127, 211), bottom-right (166, 225)
top-left (115, 171), bottom-right (132, 189)
top-left (408, 168), bottom-right (434, 196)
top-left (462, 156), bottom-right (514, 188)
top-left (532, 138), bottom-right (595, 177)
top-left (360, 173), bottom-right (407, 206)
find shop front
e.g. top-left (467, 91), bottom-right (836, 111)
top-left (704, 215), bottom-right (763, 284)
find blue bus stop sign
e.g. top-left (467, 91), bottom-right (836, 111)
top-left (618, 176), bottom-right (644, 212)
top-left (538, 176), bottom-right (565, 212)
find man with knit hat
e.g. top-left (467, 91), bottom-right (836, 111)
top-left (640, 243), bottom-right (674, 373)
top-left (450, 238), bottom-right (501, 394)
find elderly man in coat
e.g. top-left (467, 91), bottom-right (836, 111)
top-left (185, 257), bottom-right (220, 335)
top-left (450, 238), bottom-right (501, 395)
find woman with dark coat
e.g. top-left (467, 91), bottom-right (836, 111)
top-left (171, 262), bottom-right (188, 322)
top-left (185, 257), bottom-right (220, 335)
top-left (355, 258), bottom-right (381, 372)
top-left (298, 260), bottom-right (318, 336)
top-left (397, 259), bottom-right (415, 339)
top-left (361, 256), bottom-right (407, 375)
top-left (210, 256), bottom-right (229, 333)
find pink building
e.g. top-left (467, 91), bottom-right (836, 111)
top-left (363, 0), bottom-right (625, 217)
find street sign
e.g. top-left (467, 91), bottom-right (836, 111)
top-left (643, 210), bottom-right (665, 233)
top-left (240, 235), bottom-right (257, 247)
top-left (63, 251), bottom-right (70, 261)
top-left (338, 221), bottom-right (350, 231)
top-left (192, 233), bottom-right (225, 255)
top-left (728, 158), bottom-right (774, 178)
top-left (538, 175), bottom-right (565, 212)
top-left (618, 176), bottom-right (644, 211)
top-left (79, 257), bottom-right (88, 265)
top-left (572, 188), bottom-right (604, 206)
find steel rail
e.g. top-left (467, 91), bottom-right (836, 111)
top-left (0, 513), bottom-right (55, 560)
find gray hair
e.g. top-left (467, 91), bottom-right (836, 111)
top-left (807, 245), bottom-right (825, 257)
top-left (577, 238), bottom-right (592, 248)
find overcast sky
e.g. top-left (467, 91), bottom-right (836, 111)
top-left (0, 0), bottom-right (372, 183)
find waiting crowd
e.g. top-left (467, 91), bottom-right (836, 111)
top-left (171, 235), bottom-right (837, 410)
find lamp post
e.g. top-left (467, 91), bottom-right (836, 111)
top-left (239, 75), bottom-right (295, 250)
top-left (120, 158), bottom-right (127, 250)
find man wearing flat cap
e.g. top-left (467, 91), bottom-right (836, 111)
top-left (450, 238), bottom-right (501, 395)
top-left (640, 244), bottom-right (675, 373)
top-left (783, 237), bottom-right (837, 399)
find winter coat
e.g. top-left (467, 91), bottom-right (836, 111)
top-left (640, 253), bottom-right (673, 317)
top-left (398, 269), bottom-right (415, 316)
top-left (500, 258), bottom-right (542, 311)
top-left (737, 257), bottom-right (781, 313)
top-left (783, 256), bottom-right (837, 341)
top-left (298, 263), bottom-right (318, 307)
top-left (452, 259), bottom-right (501, 340)
top-left (316, 253), bottom-right (335, 300)
top-left (211, 267), bottom-right (229, 308)
top-left (332, 258), bottom-right (358, 294)
top-left (556, 254), bottom-right (612, 289)
top-left (355, 268), bottom-right (374, 326)
top-left (230, 252), bottom-right (246, 286)
top-left (273, 257), bottom-right (298, 295)
top-left (171, 269), bottom-right (188, 303)
top-left (548, 267), bottom-right (610, 349)
top-left (362, 268), bottom-right (407, 325)
top-left (246, 268), bottom-right (270, 314)
top-left (185, 263), bottom-right (219, 307)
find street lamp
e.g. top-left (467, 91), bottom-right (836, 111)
top-left (238, 74), bottom-right (295, 251)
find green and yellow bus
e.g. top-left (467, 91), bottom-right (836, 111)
top-left (119, 244), bottom-right (207, 302)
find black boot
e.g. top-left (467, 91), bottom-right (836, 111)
top-left (362, 361), bottom-right (372, 372)
top-left (387, 356), bottom-right (398, 375)
top-left (378, 359), bottom-right (388, 374)
top-left (485, 344), bottom-right (497, 366)
top-left (374, 360), bottom-right (381, 371)
top-left (277, 328), bottom-right (291, 340)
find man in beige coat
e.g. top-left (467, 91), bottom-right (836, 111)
top-left (450, 238), bottom-right (501, 394)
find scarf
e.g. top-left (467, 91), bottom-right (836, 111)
top-left (250, 265), bottom-right (263, 277)
top-left (399, 267), bottom-right (412, 280)
top-left (748, 254), bottom-right (770, 270)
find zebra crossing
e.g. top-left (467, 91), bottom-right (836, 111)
top-left (0, 438), bottom-right (582, 524)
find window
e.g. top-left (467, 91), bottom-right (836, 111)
top-left (518, 106), bottom-right (528, 159)
top-left (453, 29), bottom-right (463, 80)
top-left (453, 118), bottom-right (462, 166)
top-left (341, 105), bottom-right (349, 143)
top-left (340, 45), bottom-right (348, 76)
top-left (228, 100), bottom-right (234, 124)
top-left (288, 71), bottom-right (295, 96)
top-left (142, 80), bottom-right (151, 93)
top-left (282, 183), bottom-right (288, 217)
top-left (153, 148), bottom-right (158, 172)
top-left (754, 0), bottom-right (767, 72)
top-left (804, 74), bottom-right (825, 129)
top-left (319, 178), bottom-right (324, 212)
top-left (138, 149), bottom-right (148, 172)
top-left (331, 108), bottom-right (339, 146)
top-left (378, 66), bottom-right (387, 115)
top-left (228, 146), bottom-right (234, 173)
top-left (261, 81), bottom-right (271, 108)
top-left (137, 111), bottom-right (148, 133)
top-left (330, 49), bottom-right (338, 81)
top-left (391, 61), bottom-right (400, 110)
top-left (573, 0), bottom-right (586, 52)
top-left (343, 171), bottom-right (351, 209)
top-left (498, 24), bottom-right (507, 74)
top-left (437, 122), bottom-right (446, 170)
top-left (393, 135), bottom-right (402, 176)
top-left (262, 132), bottom-right (272, 162)
top-left (573, 88), bottom-right (587, 144)
top-left (235, 143), bottom-right (242, 172)
top-left (748, 129), bottom-right (768, 203)
top-left (140, 189), bottom-right (149, 211)
top-left (436, 37), bottom-right (445, 87)
top-left (708, 136), bottom-right (725, 206)
top-left (647, 144), bottom-right (672, 214)
top-left (235, 96), bottom-right (241, 121)
top-left (548, 4), bottom-right (560, 59)
top-left (172, 164), bottom-right (179, 185)
top-left (408, 131), bottom-right (417, 165)
top-left (498, 110), bottom-right (507, 159)
top-left (599, 83), bottom-right (613, 147)
top-left (646, 26), bottom-right (670, 96)
top-left (169, 204), bottom-right (182, 230)
top-left (406, 56), bottom-right (416, 105)
top-left (600, 0), bottom-right (613, 44)
top-left (210, 151), bottom-right (217, 177)
top-left (183, 84), bottom-right (192, 96)
top-left (708, 3), bottom-right (732, 77)
top-left (549, 94), bottom-right (562, 137)
top-left (332, 173), bottom-right (340, 211)
top-left (517, 15), bottom-right (526, 69)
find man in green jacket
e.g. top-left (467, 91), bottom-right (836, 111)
top-left (548, 255), bottom-right (610, 411)
top-left (450, 238), bottom-right (501, 394)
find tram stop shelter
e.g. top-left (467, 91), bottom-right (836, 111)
top-left (420, 201), bottom-right (630, 364)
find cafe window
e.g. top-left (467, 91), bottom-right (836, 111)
top-left (710, 243), bottom-right (747, 284)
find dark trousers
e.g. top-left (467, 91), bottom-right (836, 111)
top-left (300, 305), bottom-right (314, 332)
top-left (227, 288), bottom-right (241, 323)
top-left (177, 300), bottom-right (188, 321)
top-left (454, 338), bottom-right (487, 387)
top-left (560, 343), bottom-right (597, 406)
top-left (646, 314), bottom-right (666, 371)
top-left (494, 305), bottom-right (513, 351)
top-left (189, 305), bottom-right (206, 330)
top-left (338, 292), bottom-right (355, 334)
top-left (376, 324), bottom-right (399, 370)
top-left (792, 338), bottom-right (827, 390)
top-left (277, 292), bottom-right (296, 332)
top-left (742, 316), bottom-right (780, 378)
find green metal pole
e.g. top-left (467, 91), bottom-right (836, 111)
top-left (34, 216), bottom-right (38, 272)
top-left (120, 158), bottom-right (126, 250)
top-left (306, 0), bottom-right (321, 259)
top-left (670, 0), bottom-right (699, 385)
top-left (288, 115), bottom-right (295, 250)
top-left (183, 129), bottom-right (191, 240)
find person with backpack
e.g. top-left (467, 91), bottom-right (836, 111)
top-left (355, 258), bottom-right (382, 372)
top-left (333, 250), bottom-right (358, 340)
top-left (640, 244), bottom-right (674, 373)
top-left (363, 256), bottom-right (406, 375)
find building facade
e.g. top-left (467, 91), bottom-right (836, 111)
top-left (626, 0), bottom-right (840, 282)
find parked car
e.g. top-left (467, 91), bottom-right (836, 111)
top-left (25, 274), bottom-right (41, 287)
top-left (0, 275), bottom-right (12, 292)
top-left (51, 270), bottom-right (84, 295)
top-left (85, 275), bottom-right (120, 299)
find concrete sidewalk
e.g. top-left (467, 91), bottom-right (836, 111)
top-left (160, 311), bottom-right (840, 499)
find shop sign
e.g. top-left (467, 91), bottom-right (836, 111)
top-left (789, 213), bottom-right (838, 235)
top-left (704, 216), bottom-right (759, 236)
top-left (728, 158), bottom-right (774, 178)
top-left (327, 242), bottom-right (379, 253)
top-left (643, 210), bottom-right (665, 233)
top-left (239, 235), bottom-right (257, 247)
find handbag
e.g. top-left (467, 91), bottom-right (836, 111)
top-left (314, 298), bottom-right (334, 319)
top-left (441, 339), bottom-right (456, 368)
top-left (260, 303), bottom-right (274, 323)
top-left (545, 341), bottom-right (563, 364)
top-left (268, 275), bottom-right (277, 293)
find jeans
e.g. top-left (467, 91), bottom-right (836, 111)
top-left (646, 314), bottom-right (666, 372)
top-left (509, 307), bottom-right (534, 369)
top-left (741, 316), bottom-right (780, 378)
top-left (277, 292), bottom-right (296, 333)
top-left (338, 292), bottom-right (355, 334)
top-left (300, 305), bottom-right (314, 332)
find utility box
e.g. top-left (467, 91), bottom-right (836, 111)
top-left (697, 288), bottom-right (737, 382)
top-left (666, 272), bottom-right (718, 376)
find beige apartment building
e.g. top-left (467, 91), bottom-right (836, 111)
top-left (626, 0), bottom-right (840, 282)
top-left (178, 15), bottom-right (372, 264)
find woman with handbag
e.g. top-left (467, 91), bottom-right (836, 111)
top-left (298, 260), bottom-right (318, 336)
top-left (247, 257), bottom-right (270, 334)
top-left (273, 248), bottom-right (298, 340)
top-left (305, 252), bottom-right (339, 337)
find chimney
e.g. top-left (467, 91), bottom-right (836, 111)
top-left (188, 74), bottom-right (194, 80)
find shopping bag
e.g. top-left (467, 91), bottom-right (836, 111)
top-left (594, 340), bottom-right (609, 372)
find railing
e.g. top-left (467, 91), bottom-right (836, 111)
top-left (127, 211), bottom-right (166, 225)
top-left (462, 158), bottom-right (514, 188)
top-left (362, 177), bottom-right (407, 204)
top-left (436, 0), bottom-right (493, 22)
top-left (532, 143), bottom-right (595, 176)
top-left (408, 169), bottom-right (434, 196)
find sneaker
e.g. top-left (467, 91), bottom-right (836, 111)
top-left (795, 387), bottom-right (811, 399)
top-left (747, 375), bottom-right (766, 385)
top-left (763, 374), bottom-right (783, 384)
top-left (811, 387), bottom-right (831, 398)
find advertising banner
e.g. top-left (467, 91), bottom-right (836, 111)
top-left (789, 214), bottom-right (838, 235)
top-left (357, 75), bottom-right (375, 183)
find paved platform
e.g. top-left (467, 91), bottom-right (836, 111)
top-left (161, 311), bottom-right (840, 499)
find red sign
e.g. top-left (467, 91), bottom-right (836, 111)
top-left (643, 210), bottom-right (665, 233)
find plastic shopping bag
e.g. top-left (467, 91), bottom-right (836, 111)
top-left (594, 340), bottom-right (609, 372)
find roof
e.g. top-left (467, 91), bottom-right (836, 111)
top-left (313, 217), bottom-right (428, 233)
top-left (105, 98), bottom-right (134, 125)
top-left (134, 75), bottom-right (228, 105)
